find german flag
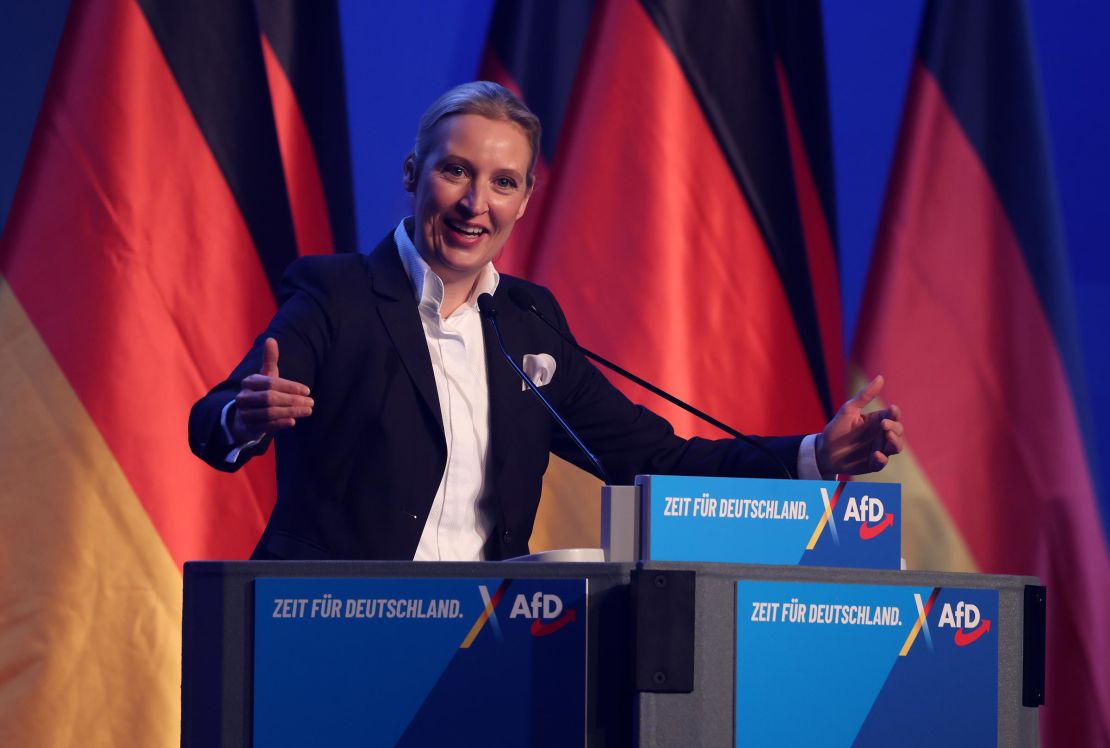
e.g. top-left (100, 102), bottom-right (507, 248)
top-left (853, 1), bottom-right (1110, 744)
top-left (0, 0), bottom-right (353, 744)
top-left (481, 0), bottom-right (844, 549)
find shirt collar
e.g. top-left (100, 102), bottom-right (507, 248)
top-left (394, 219), bottom-right (499, 317)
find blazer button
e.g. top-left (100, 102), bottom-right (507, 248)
top-left (502, 530), bottom-right (513, 545)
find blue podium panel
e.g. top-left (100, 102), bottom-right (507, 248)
top-left (640, 476), bottom-right (901, 569)
top-left (254, 577), bottom-right (587, 747)
top-left (736, 581), bottom-right (998, 747)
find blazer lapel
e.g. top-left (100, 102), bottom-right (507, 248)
top-left (366, 234), bottom-right (444, 434)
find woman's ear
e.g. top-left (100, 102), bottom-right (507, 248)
top-left (402, 154), bottom-right (417, 192)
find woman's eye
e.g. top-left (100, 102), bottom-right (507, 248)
top-left (495, 177), bottom-right (518, 190)
top-left (443, 165), bottom-right (467, 178)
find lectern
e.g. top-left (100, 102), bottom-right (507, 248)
top-left (182, 561), bottom-right (1042, 746)
top-left (182, 476), bottom-right (1044, 746)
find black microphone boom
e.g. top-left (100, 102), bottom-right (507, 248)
top-left (477, 293), bottom-right (613, 485)
top-left (507, 286), bottom-right (794, 480)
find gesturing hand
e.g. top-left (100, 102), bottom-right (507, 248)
top-left (231, 337), bottom-right (314, 443)
top-left (816, 375), bottom-right (904, 477)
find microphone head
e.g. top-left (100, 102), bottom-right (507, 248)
top-left (476, 293), bottom-right (497, 319)
top-left (508, 286), bottom-right (537, 313)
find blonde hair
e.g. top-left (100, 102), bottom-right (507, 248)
top-left (410, 81), bottom-right (541, 187)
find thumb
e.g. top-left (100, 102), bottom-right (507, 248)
top-left (847, 374), bottom-right (884, 413)
top-left (261, 337), bottom-right (280, 378)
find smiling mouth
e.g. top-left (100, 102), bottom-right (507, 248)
top-left (444, 218), bottom-right (486, 237)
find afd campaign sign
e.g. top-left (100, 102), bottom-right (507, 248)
top-left (254, 578), bottom-right (587, 747)
top-left (639, 475), bottom-right (901, 569)
top-left (736, 581), bottom-right (998, 747)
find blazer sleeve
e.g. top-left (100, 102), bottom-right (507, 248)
top-left (187, 256), bottom-right (340, 471)
top-left (535, 287), bottom-right (803, 483)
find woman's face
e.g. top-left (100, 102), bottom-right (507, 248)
top-left (407, 114), bottom-right (533, 286)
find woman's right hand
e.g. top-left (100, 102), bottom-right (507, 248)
top-left (231, 337), bottom-right (314, 443)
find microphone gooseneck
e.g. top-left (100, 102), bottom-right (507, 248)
top-left (478, 293), bottom-right (612, 485)
top-left (507, 287), bottom-right (794, 480)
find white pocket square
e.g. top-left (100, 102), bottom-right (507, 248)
top-left (521, 353), bottom-right (556, 391)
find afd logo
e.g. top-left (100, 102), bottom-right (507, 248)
top-left (900, 589), bottom-right (992, 656)
top-left (842, 494), bottom-right (895, 540)
top-left (509, 592), bottom-right (577, 637)
top-left (937, 601), bottom-right (992, 646)
top-left (460, 584), bottom-right (577, 648)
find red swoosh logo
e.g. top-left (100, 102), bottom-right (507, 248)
top-left (954, 619), bottom-right (991, 646)
top-left (859, 512), bottom-right (895, 540)
top-left (530, 609), bottom-right (576, 637)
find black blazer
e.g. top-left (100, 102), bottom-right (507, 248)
top-left (189, 231), bottom-right (803, 560)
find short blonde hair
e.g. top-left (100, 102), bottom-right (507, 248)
top-left (410, 81), bottom-right (541, 186)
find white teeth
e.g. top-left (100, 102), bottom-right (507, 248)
top-left (447, 220), bottom-right (483, 236)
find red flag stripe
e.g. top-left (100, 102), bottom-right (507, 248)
top-left (531, 0), bottom-right (825, 437)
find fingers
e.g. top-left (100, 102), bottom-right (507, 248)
top-left (236, 385), bottom-right (314, 429)
top-left (261, 337), bottom-right (280, 378)
top-left (865, 416), bottom-right (905, 473)
top-left (238, 407), bottom-right (310, 433)
top-left (241, 372), bottom-right (311, 396)
top-left (230, 390), bottom-right (312, 443)
top-left (847, 374), bottom-right (885, 411)
top-left (880, 416), bottom-right (904, 438)
top-left (882, 431), bottom-right (904, 456)
top-left (235, 392), bottom-right (314, 434)
top-left (236, 387), bottom-right (314, 411)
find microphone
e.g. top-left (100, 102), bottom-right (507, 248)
top-left (507, 286), bottom-right (794, 480)
top-left (477, 293), bottom-right (613, 485)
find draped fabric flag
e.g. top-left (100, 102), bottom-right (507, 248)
top-left (481, 0), bottom-right (844, 549)
top-left (0, 0), bottom-right (353, 744)
top-left (853, 2), bottom-right (1110, 745)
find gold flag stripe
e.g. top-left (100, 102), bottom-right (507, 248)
top-left (0, 278), bottom-right (182, 747)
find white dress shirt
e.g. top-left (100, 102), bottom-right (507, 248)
top-left (394, 221), bottom-right (497, 561)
